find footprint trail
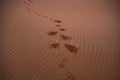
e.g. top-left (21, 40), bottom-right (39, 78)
top-left (23, 0), bottom-right (78, 79)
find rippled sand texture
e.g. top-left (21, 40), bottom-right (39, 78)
top-left (1, 0), bottom-right (120, 80)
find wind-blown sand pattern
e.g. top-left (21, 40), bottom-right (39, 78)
top-left (1, 0), bottom-right (120, 80)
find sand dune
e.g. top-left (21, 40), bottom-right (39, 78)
top-left (1, 0), bottom-right (120, 80)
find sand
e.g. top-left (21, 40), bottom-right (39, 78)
top-left (1, 0), bottom-right (120, 80)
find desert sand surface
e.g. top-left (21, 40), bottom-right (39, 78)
top-left (1, 0), bottom-right (120, 80)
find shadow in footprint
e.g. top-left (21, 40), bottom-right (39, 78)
top-left (50, 43), bottom-right (60, 48)
top-left (64, 44), bottom-right (78, 55)
top-left (60, 35), bottom-right (71, 40)
top-left (60, 28), bottom-right (66, 31)
top-left (43, 16), bottom-right (49, 18)
top-left (47, 31), bottom-right (58, 36)
top-left (54, 20), bottom-right (62, 23)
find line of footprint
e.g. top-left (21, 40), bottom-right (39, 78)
top-left (23, 0), bottom-right (79, 57)
top-left (23, 0), bottom-right (77, 80)
top-left (48, 20), bottom-right (79, 56)
top-left (48, 19), bottom-right (76, 80)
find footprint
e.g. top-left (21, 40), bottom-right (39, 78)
top-left (58, 58), bottom-right (67, 68)
top-left (62, 72), bottom-right (76, 80)
top-left (56, 25), bottom-right (61, 27)
top-left (38, 14), bottom-right (41, 16)
top-left (34, 11), bottom-right (38, 14)
top-left (60, 35), bottom-right (72, 40)
top-left (43, 16), bottom-right (49, 18)
top-left (60, 28), bottom-right (66, 31)
top-left (47, 31), bottom-right (58, 36)
top-left (50, 43), bottom-right (60, 48)
top-left (28, 0), bottom-right (33, 3)
top-left (24, 0), bottom-right (26, 4)
top-left (54, 20), bottom-right (62, 23)
top-left (64, 44), bottom-right (78, 54)
top-left (24, 0), bottom-right (32, 6)
top-left (25, 6), bottom-right (31, 12)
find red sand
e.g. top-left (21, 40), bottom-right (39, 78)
top-left (1, 0), bottom-right (120, 80)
